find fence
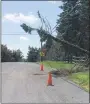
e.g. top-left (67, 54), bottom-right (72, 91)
top-left (72, 56), bottom-right (86, 63)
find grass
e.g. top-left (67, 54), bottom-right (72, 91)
top-left (40, 61), bottom-right (89, 92)
top-left (68, 72), bottom-right (89, 92)
top-left (41, 61), bottom-right (73, 70)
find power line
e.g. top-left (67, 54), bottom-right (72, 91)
top-left (2, 33), bottom-right (39, 35)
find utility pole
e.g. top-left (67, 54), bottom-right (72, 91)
top-left (41, 40), bottom-right (43, 62)
top-left (40, 35), bottom-right (44, 71)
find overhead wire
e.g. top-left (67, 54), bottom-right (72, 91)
top-left (2, 33), bottom-right (39, 35)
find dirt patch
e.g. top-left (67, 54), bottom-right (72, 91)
top-left (50, 69), bottom-right (71, 77)
top-left (33, 73), bottom-right (46, 75)
top-left (50, 67), bottom-right (89, 77)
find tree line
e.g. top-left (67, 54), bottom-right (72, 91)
top-left (54, 0), bottom-right (89, 62)
top-left (45, 0), bottom-right (89, 62)
top-left (1, 44), bottom-right (40, 62)
top-left (1, 44), bottom-right (23, 62)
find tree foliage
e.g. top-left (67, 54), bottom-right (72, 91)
top-left (56, 0), bottom-right (89, 57)
top-left (45, 0), bottom-right (89, 62)
top-left (27, 46), bottom-right (40, 62)
top-left (1, 44), bottom-right (23, 62)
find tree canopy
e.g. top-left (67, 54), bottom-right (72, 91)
top-left (1, 44), bottom-right (23, 62)
top-left (27, 46), bottom-right (40, 62)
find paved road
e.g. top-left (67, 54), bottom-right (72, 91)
top-left (1, 62), bottom-right (89, 103)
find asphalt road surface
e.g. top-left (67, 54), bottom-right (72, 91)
top-left (1, 62), bottom-right (89, 103)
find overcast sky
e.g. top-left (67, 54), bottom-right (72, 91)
top-left (2, 1), bottom-right (63, 58)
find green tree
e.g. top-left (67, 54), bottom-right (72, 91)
top-left (27, 46), bottom-right (40, 62)
top-left (12, 49), bottom-right (23, 62)
top-left (56, 0), bottom-right (89, 62)
top-left (1, 44), bottom-right (13, 62)
top-left (1, 44), bottom-right (23, 62)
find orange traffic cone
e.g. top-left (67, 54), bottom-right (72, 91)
top-left (40, 64), bottom-right (43, 71)
top-left (47, 72), bottom-right (53, 86)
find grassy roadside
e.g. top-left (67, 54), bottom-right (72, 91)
top-left (41, 61), bottom-right (73, 70)
top-left (68, 72), bottom-right (89, 92)
top-left (40, 61), bottom-right (89, 92)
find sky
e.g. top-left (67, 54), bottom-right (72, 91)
top-left (2, 1), bottom-right (63, 58)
